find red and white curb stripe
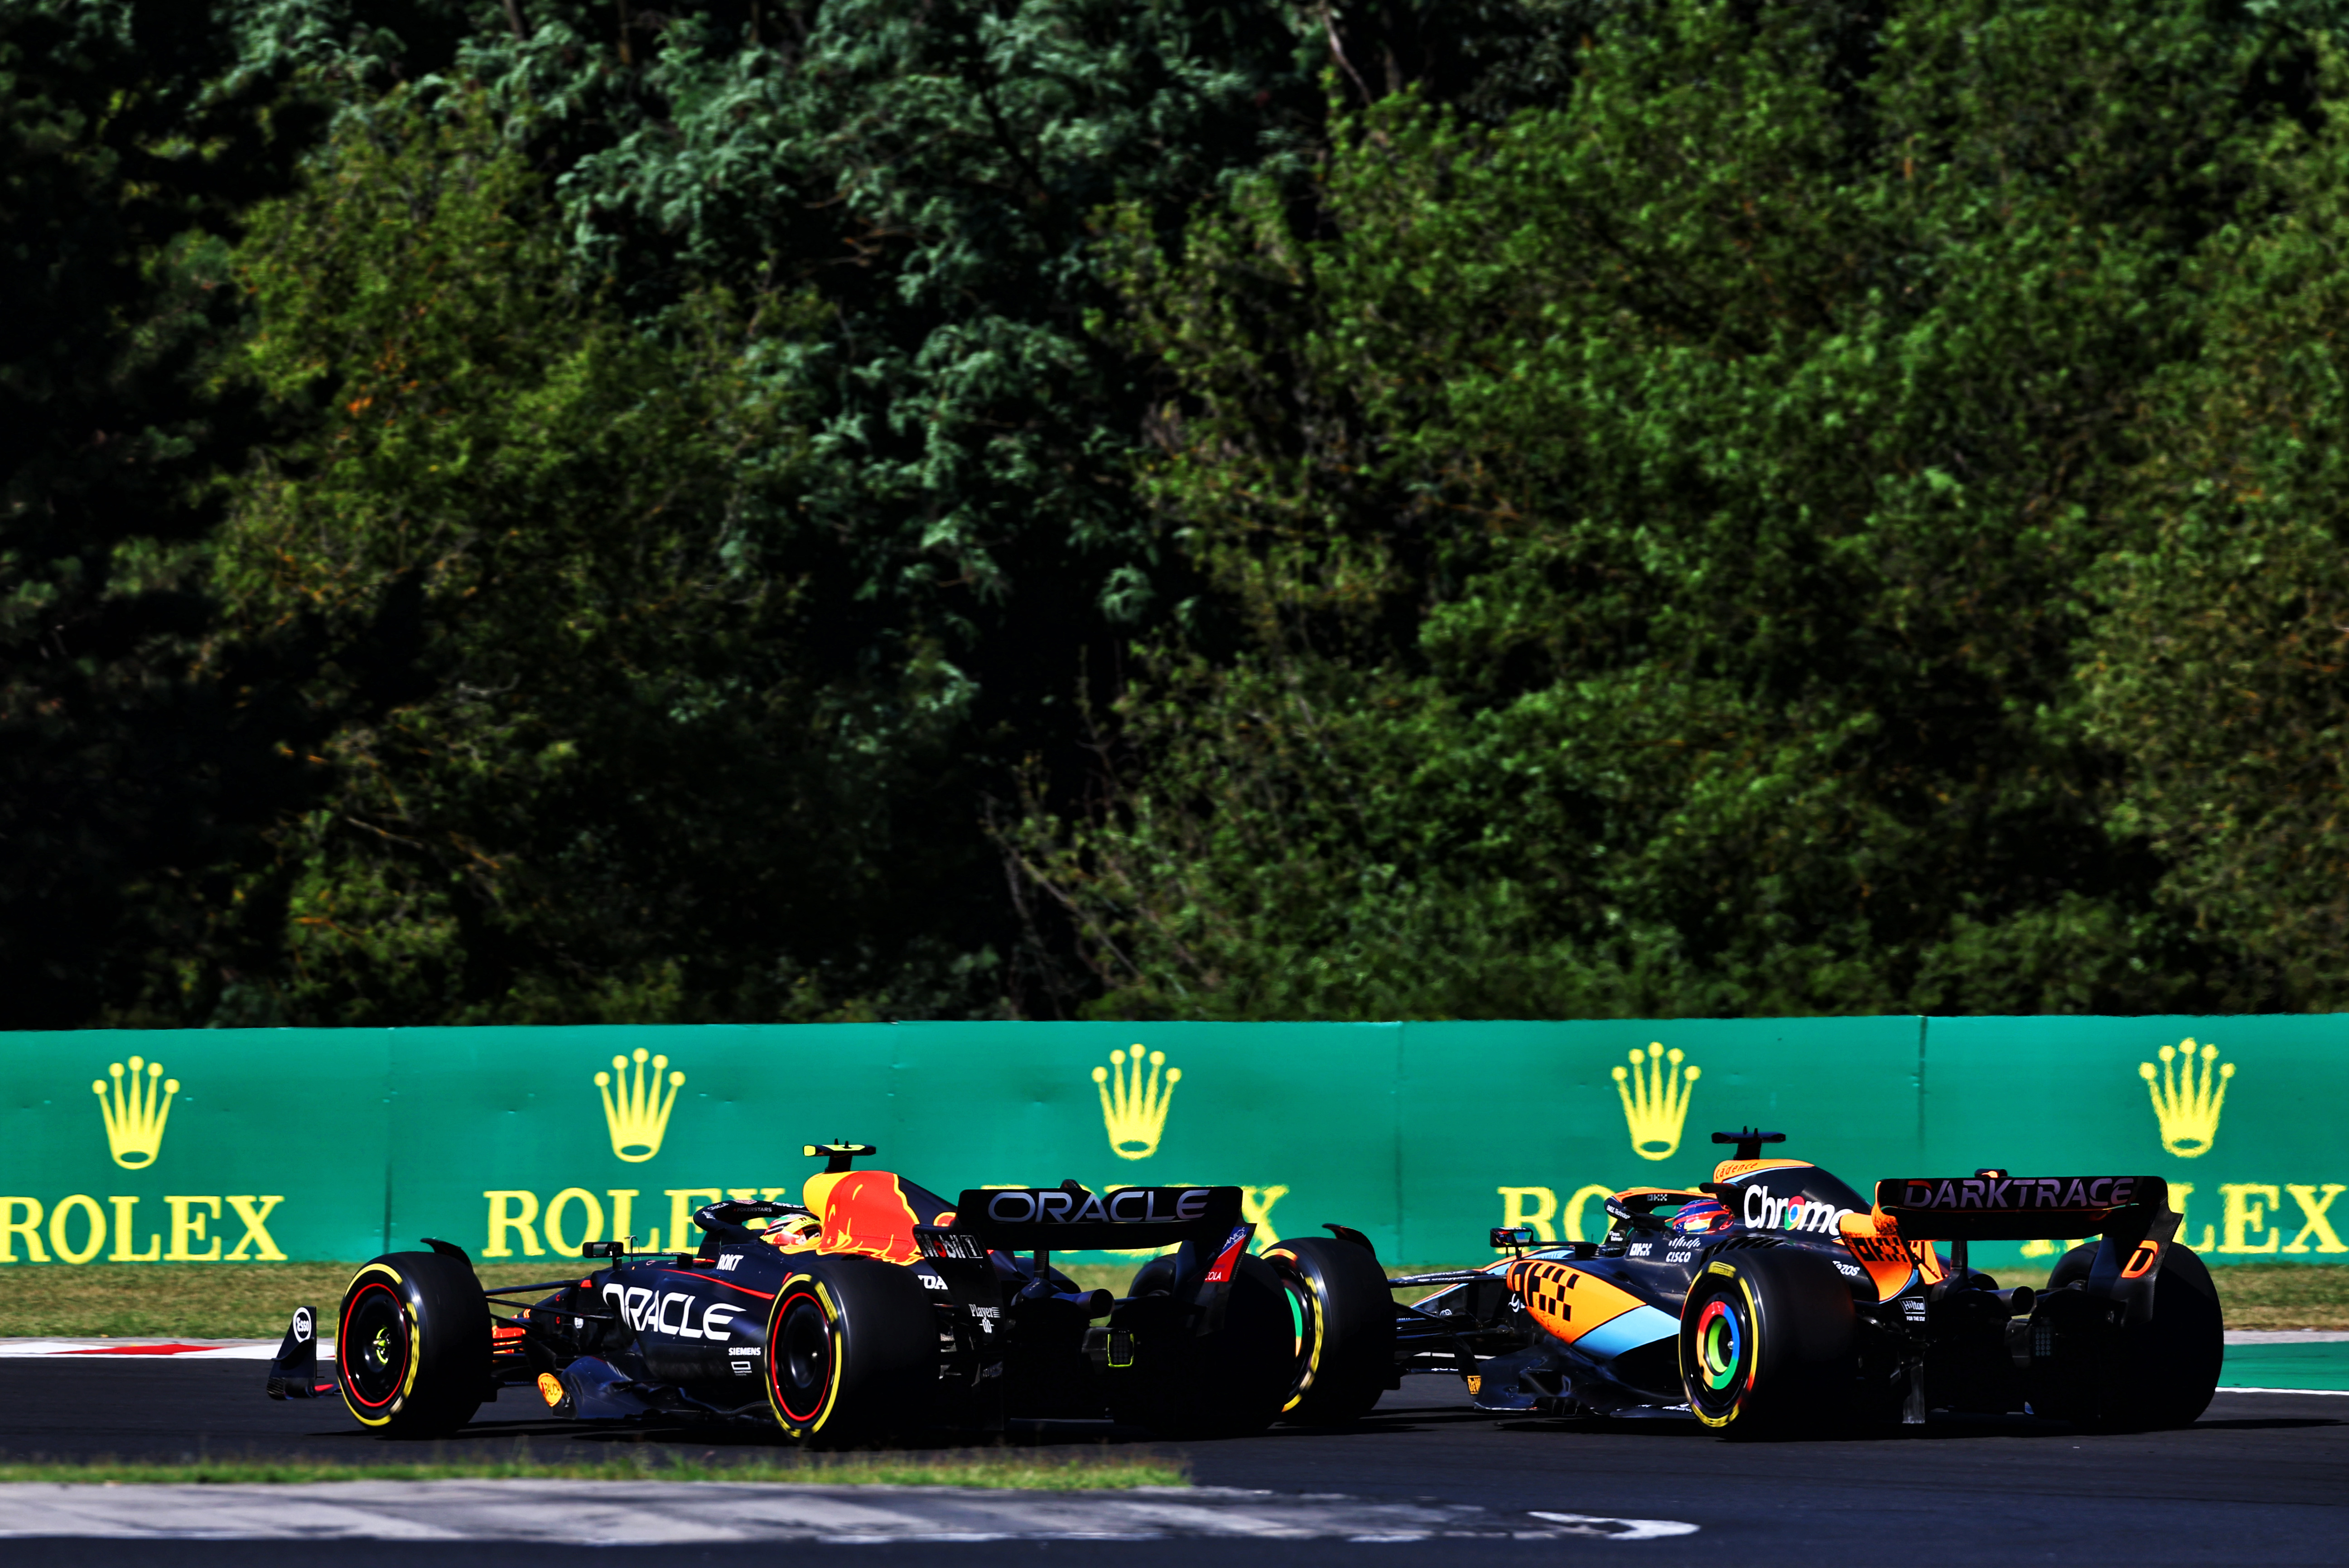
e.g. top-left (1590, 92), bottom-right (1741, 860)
top-left (0, 1338), bottom-right (326, 1361)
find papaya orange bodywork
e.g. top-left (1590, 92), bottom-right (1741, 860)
top-left (1506, 1258), bottom-right (1647, 1346)
top-left (1840, 1209), bottom-right (1947, 1300)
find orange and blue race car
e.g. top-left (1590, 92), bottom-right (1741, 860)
top-left (1385, 1128), bottom-right (2224, 1433)
top-left (265, 1142), bottom-right (1397, 1444)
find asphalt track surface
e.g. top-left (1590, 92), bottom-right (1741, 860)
top-left (0, 1360), bottom-right (2341, 1566)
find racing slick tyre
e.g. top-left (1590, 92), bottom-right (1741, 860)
top-left (2035, 1241), bottom-right (2222, 1429)
top-left (1266, 1236), bottom-right (1396, 1427)
top-left (1679, 1247), bottom-right (1857, 1438)
top-left (1107, 1253), bottom-right (1293, 1438)
top-left (337, 1252), bottom-right (492, 1438)
top-left (766, 1254), bottom-right (938, 1446)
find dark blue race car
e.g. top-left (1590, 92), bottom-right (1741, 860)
top-left (267, 1142), bottom-right (1397, 1444)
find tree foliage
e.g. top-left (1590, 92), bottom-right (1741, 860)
top-left (217, 92), bottom-right (956, 1023)
top-left (14, 0), bottom-right (2349, 1026)
top-left (0, 0), bottom-right (320, 1024)
top-left (1010, 0), bottom-right (2302, 1018)
top-left (2086, 48), bottom-right (2349, 1009)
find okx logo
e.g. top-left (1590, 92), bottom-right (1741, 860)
top-left (1094, 1047), bottom-right (1180, 1161)
top-left (596, 1049), bottom-right (685, 1163)
top-left (93, 1056), bottom-right (178, 1169)
top-left (2140, 1039), bottom-right (2233, 1158)
top-left (1614, 1043), bottom-right (1699, 1162)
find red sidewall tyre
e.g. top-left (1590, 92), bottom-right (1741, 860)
top-left (764, 1254), bottom-right (938, 1446)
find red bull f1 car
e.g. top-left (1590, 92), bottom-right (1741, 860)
top-left (266, 1143), bottom-right (1397, 1444)
top-left (1384, 1129), bottom-right (2224, 1433)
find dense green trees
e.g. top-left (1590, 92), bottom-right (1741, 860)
top-left (1008, 1), bottom-right (2332, 1018)
top-left (2085, 48), bottom-right (2349, 1010)
top-left (218, 94), bottom-right (868, 1023)
top-left (0, 1), bottom-right (319, 1025)
top-left (13, 0), bottom-right (2349, 1025)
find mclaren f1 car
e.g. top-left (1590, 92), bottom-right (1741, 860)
top-left (267, 1143), bottom-right (1397, 1444)
top-left (1382, 1128), bottom-right (2224, 1433)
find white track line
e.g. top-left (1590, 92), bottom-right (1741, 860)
top-left (0, 1482), bottom-right (1696, 1543)
top-left (2224, 1330), bottom-right (2349, 1344)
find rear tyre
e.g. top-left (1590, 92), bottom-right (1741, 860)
top-left (2046, 1242), bottom-right (2096, 1293)
top-left (1128, 1254), bottom-right (1178, 1298)
top-left (766, 1254), bottom-right (938, 1446)
top-left (1679, 1248), bottom-right (1857, 1438)
top-left (1106, 1254), bottom-right (1292, 1438)
top-left (337, 1253), bottom-right (491, 1437)
top-left (2034, 1241), bottom-right (2221, 1429)
top-left (1267, 1237), bottom-right (1395, 1426)
top-left (2130, 1243), bottom-right (2224, 1427)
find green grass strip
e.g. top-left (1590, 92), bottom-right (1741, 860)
top-left (0, 1446), bottom-right (1188, 1488)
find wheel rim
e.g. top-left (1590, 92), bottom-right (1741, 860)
top-left (771, 1290), bottom-right (834, 1426)
top-left (342, 1282), bottom-right (410, 1409)
top-left (1685, 1286), bottom-right (1754, 1423)
top-left (1694, 1297), bottom-right (1743, 1391)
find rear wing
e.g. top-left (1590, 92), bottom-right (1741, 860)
top-left (947, 1185), bottom-right (1243, 1253)
top-left (1875, 1173), bottom-right (2185, 1322)
top-left (1873, 1174), bottom-right (2174, 1246)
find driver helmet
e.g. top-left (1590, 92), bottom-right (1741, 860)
top-left (1667, 1196), bottom-right (1731, 1236)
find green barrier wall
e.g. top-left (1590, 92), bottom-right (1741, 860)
top-left (0, 1018), bottom-right (2340, 1272)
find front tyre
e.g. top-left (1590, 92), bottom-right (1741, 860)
top-left (1266, 1237), bottom-right (1395, 1426)
top-left (766, 1255), bottom-right (938, 1446)
top-left (337, 1252), bottom-right (491, 1437)
top-left (1680, 1249), bottom-right (1857, 1438)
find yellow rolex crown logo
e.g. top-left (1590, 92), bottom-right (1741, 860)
top-left (2139, 1039), bottom-right (2233, 1158)
top-left (92, 1056), bottom-right (178, 1169)
top-left (1613, 1043), bottom-right (1699, 1162)
top-left (596, 1048), bottom-right (685, 1163)
top-left (1094, 1046), bottom-right (1181, 1161)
